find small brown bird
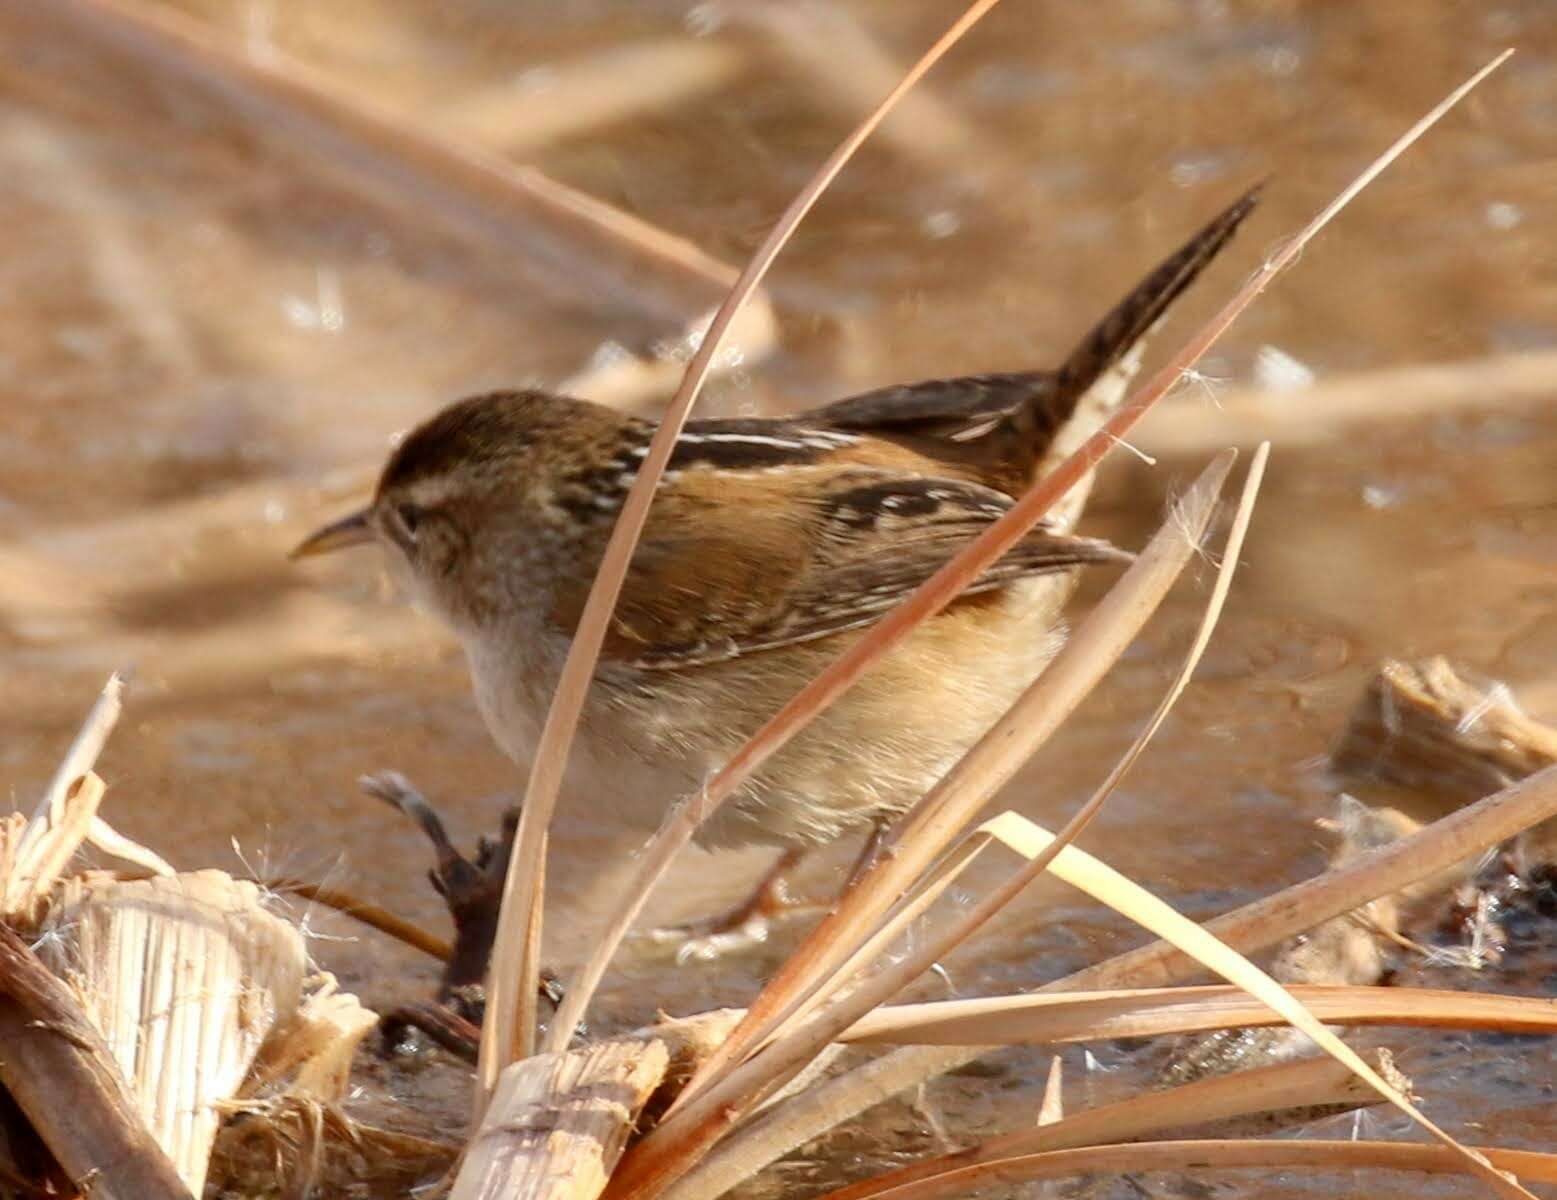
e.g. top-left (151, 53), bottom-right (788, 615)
top-left (294, 188), bottom-right (1257, 951)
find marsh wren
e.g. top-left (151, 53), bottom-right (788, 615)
top-left (294, 188), bottom-right (1258, 948)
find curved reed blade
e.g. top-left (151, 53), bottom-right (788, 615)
top-left (546, 49), bottom-right (1515, 1081)
top-left (809, 1140), bottom-right (1557, 1200)
top-left (529, 0), bottom-right (1010, 1069)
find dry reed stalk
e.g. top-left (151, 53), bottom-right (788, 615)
top-left (663, 452), bottom-right (1239, 1127)
top-left (265, 877), bottom-right (453, 962)
top-left (453, 1038), bottom-right (671, 1200)
top-left (491, 0), bottom-right (1011, 1088)
top-left (37, 0), bottom-right (757, 328)
top-left (842, 983), bottom-right (1557, 1044)
top-left (819, 1055), bottom-right (1377, 1200)
top-left (5, 676), bottom-right (169, 921)
top-left (0, 922), bottom-right (193, 1200)
top-left (36, 871), bottom-right (308, 1195)
top-left (546, 52), bottom-right (1512, 1071)
top-left (1139, 348), bottom-right (1557, 455)
top-left (438, 39), bottom-right (743, 156)
top-left (684, 762), bottom-right (1557, 1199)
top-left (12, 672), bottom-right (123, 869)
top-left (743, 443), bottom-right (1267, 1070)
top-left (5, 773), bottom-right (106, 919)
top-left (811, 1139), bottom-right (1557, 1200)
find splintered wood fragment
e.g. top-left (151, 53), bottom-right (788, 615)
top-left (0, 922), bottom-right (192, 1200)
top-left (451, 1038), bottom-right (672, 1200)
top-left (2, 772), bottom-right (105, 920)
top-left (1332, 657), bottom-right (1557, 801)
top-left (36, 871), bottom-right (308, 1196)
top-left (6, 671), bottom-right (125, 916)
top-left (452, 1010), bottom-right (742, 1200)
top-left (249, 972), bottom-right (379, 1102)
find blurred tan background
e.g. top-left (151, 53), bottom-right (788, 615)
top-left (1, 8), bottom-right (1554, 1159)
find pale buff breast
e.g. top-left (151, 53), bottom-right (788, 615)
top-left (608, 569), bottom-right (1078, 850)
top-left (458, 564), bottom-right (1078, 852)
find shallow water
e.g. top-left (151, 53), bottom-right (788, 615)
top-left (3, 0), bottom-right (1555, 1194)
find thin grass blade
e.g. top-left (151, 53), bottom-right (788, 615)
top-left (549, 50), bottom-right (1512, 1068)
top-left (819, 1056), bottom-right (1375, 1200)
top-left (609, 455), bottom-right (1232, 1200)
top-left (480, 0), bottom-right (1011, 1089)
top-left (812, 1140), bottom-right (1557, 1200)
top-left (968, 812), bottom-right (1535, 1198)
top-left (844, 983), bottom-right (1557, 1044)
top-left (752, 445), bottom-right (1266, 1062)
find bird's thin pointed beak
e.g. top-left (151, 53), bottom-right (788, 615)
top-left (290, 509), bottom-right (374, 560)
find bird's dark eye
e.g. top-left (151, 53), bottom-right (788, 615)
top-left (383, 501), bottom-right (426, 554)
top-left (395, 503), bottom-right (424, 536)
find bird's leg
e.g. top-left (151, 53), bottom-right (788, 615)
top-left (844, 818), bottom-right (891, 888)
top-left (364, 771), bottom-right (567, 1057)
top-left (647, 846), bottom-right (823, 962)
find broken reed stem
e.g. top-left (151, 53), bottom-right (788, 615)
top-left (610, 457), bottom-right (1233, 1200)
top-left (678, 762), bottom-right (1557, 1200)
top-left (517, 0), bottom-right (1010, 1076)
top-left (15, 672), bottom-right (123, 867)
top-left (452, 1037), bottom-right (671, 1200)
top-left (811, 1140), bottom-right (1557, 1200)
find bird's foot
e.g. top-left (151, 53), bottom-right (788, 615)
top-left (642, 847), bottom-right (822, 963)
